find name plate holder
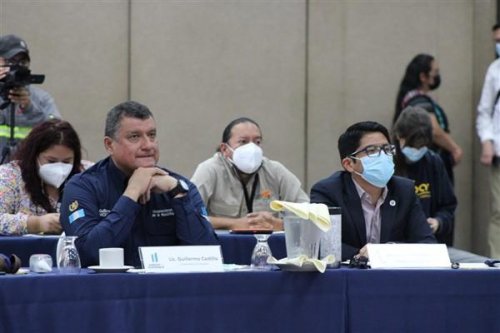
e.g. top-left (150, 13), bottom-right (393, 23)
top-left (139, 245), bottom-right (223, 273)
top-left (367, 243), bottom-right (451, 269)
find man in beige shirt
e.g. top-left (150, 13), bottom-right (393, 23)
top-left (191, 117), bottom-right (309, 231)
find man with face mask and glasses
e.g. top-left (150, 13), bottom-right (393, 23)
top-left (310, 121), bottom-right (436, 261)
top-left (191, 117), bottom-right (309, 231)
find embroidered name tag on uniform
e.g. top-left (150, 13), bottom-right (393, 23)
top-left (152, 209), bottom-right (174, 218)
top-left (99, 209), bottom-right (110, 217)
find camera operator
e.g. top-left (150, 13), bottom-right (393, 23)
top-left (0, 34), bottom-right (60, 162)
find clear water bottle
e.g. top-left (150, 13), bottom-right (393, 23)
top-left (319, 207), bottom-right (342, 268)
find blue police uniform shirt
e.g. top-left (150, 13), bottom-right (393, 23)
top-left (60, 156), bottom-right (219, 267)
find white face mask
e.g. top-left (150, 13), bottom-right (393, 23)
top-left (227, 142), bottom-right (263, 174)
top-left (38, 162), bottom-right (73, 188)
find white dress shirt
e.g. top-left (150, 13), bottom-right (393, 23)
top-left (477, 58), bottom-right (500, 155)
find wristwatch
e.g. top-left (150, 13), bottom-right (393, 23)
top-left (168, 179), bottom-right (189, 198)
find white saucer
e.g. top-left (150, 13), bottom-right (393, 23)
top-left (274, 262), bottom-right (318, 272)
top-left (88, 265), bottom-right (134, 273)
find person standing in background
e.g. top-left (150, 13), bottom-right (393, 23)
top-left (394, 54), bottom-right (462, 185)
top-left (494, 23), bottom-right (500, 59)
top-left (476, 23), bottom-right (500, 258)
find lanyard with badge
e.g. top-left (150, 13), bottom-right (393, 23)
top-left (238, 173), bottom-right (259, 213)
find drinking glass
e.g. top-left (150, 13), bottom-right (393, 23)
top-left (250, 234), bottom-right (273, 270)
top-left (283, 212), bottom-right (322, 259)
top-left (57, 235), bottom-right (81, 273)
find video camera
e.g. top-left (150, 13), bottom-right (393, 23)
top-left (0, 64), bottom-right (44, 109)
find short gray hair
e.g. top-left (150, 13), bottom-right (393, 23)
top-left (392, 106), bottom-right (432, 148)
top-left (105, 101), bottom-right (154, 139)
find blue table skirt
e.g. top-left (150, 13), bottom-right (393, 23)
top-left (1, 268), bottom-right (500, 333)
top-left (347, 269), bottom-right (500, 332)
top-left (0, 270), bottom-right (347, 333)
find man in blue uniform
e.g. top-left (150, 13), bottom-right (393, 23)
top-left (60, 101), bottom-right (218, 267)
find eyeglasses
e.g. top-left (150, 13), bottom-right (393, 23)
top-left (350, 144), bottom-right (396, 158)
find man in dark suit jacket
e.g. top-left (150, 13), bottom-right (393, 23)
top-left (310, 121), bottom-right (436, 261)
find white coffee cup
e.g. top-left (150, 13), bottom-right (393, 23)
top-left (99, 248), bottom-right (124, 267)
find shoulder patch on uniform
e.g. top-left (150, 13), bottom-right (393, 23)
top-left (200, 206), bottom-right (210, 222)
top-left (69, 209), bottom-right (85, 224)
top-left (69, 201), bottom-right (79, 212)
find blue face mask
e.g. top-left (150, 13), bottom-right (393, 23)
top-left (353, 153), bottom-right (394, 188)
top-left (496, 43), bottom-right (500, 57)
top-left (401, 146), bottom-right (428, 163)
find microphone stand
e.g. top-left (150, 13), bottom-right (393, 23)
top-left (0, 102), bottom-right (17, 164)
